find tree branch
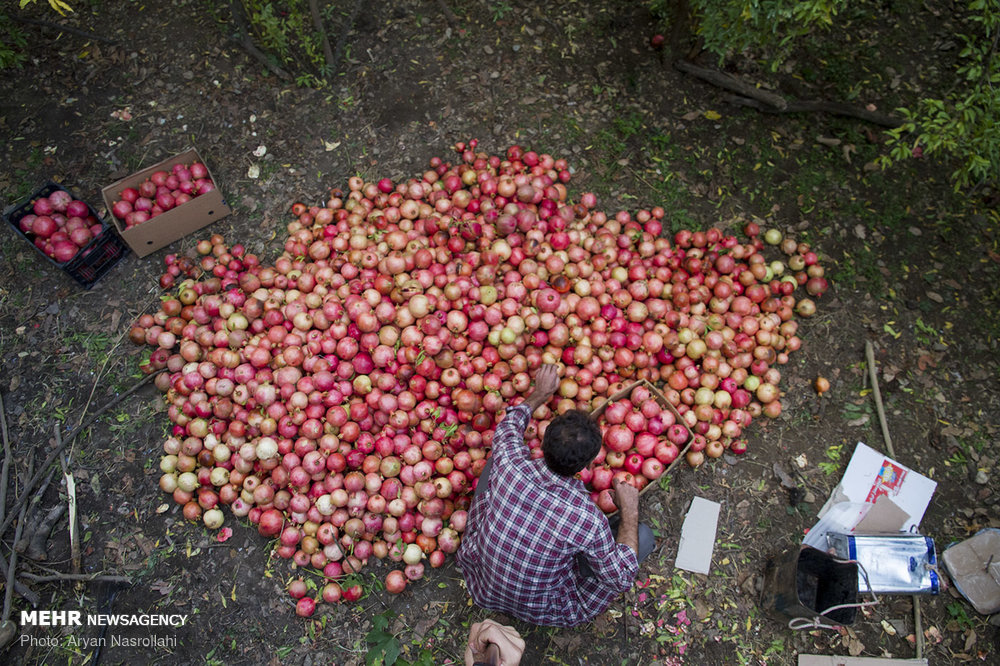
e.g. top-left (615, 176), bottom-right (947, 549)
top-left (308, 0), bottom-right (335, 74)
top-left (0, 552), bottom-right (39, 607)
top-left (3, 452), bottom-right (34, 621)
top-left (674, 59), bottom-right (787, 109)
top-left (0, 392), bottom-right (11, 528)
top-left (674, 59), bottom-right (903, 128)
top-left (20, 572), bottom-right (131, 585)
top-left (11, 16), bottom-right (118, 45)
top-left (721, 94), bottom-right (903, 128)
top-left (229, 0), bottom-right (292, 81)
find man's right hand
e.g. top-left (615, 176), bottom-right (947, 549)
top-left (612, 478), bottom-right (639, 518)
top-left (612, 478), bottom-right (640, 556)
top-left (465, 619), bottom-right (525, 666)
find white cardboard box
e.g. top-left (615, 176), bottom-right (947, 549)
top-left (804, 442), bottom-right (936, 549)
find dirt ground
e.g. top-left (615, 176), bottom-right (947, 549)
top-left (0, 1), bottom-right (998, 664)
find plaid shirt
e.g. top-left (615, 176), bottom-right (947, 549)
top-left (456, 404), bottom-right (638, 627)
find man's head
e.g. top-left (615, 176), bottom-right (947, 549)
top-left (541, 409), bottom-right (602, 477)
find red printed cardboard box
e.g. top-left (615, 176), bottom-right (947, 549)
top-left (803, 441), bottom-right (937, 551)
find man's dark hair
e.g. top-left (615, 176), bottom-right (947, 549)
top-left (542, 409), bottom-right (602, 477)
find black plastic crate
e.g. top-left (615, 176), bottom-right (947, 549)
top-left (3, 181), bottom-right (128, 289)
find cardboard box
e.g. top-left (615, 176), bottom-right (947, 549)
top-left (589, 379), bottom-right (696, 481)
top-left (101, 148), bottom-right (231, 258)
top-left (803, 442), bottom-right (937, 550)
top-left (942, 528), bottom-right (1000, 615)
top-left (588, 380), bottom-right (696, 515)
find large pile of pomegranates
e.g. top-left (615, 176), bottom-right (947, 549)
top-left (130, 140), bottom-right (827, 613)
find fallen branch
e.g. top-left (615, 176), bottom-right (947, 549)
top-left (864, 339), bottom-right (922, 661)
top-left (19, 468), bottom-right (57, 541)
top-left (20, 572), bottom-right (131, 585)
top-left (308, 0), bottom-right (335, 74)
top-left (0, 369), bottom-right (164, 540)
top-left (58, 449), bottom-right (82, 577)
top-left (3, 452), bottom-right (34, 624)
top-left (721, 94), bottom-right (904, 128)
top-left (865, 340), bottom-right (896, 459)
top-left (229, 0), bottom-right (292, 81)
top-left (0, 404), bottom-right (40, 609)
top-left (2, 503), bottom-right (29, 620)
top-left (16, 504), bottom-right (65, 561)
top-left (674, 60), bottom-right (787, 109)
top-left (0, 391), bottom-right (10, 527)
top-left (0, 552), bottom-right (39, 608)
top-left (11, 15), bottom-right (118, 45)
top-left (674, 59), bottom-right (903, 128)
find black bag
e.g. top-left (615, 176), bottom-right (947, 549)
top-left (761, 545), bottom-right (875, 629)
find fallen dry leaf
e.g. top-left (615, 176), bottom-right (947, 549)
top-left (592, 610), bottom-right (618, 637)
top-left (693, 598), bottom-right (711, 620)
top-left (412, 614), bottom-right (438, 639)
top-left (134, 534), bottom-right (154, 556)
top-left (917, 354), bottom-right (938, 371)
top-left (550, 634), bottom-right (583, 651)
top-left (773, 463), bottom-right (796, 489)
